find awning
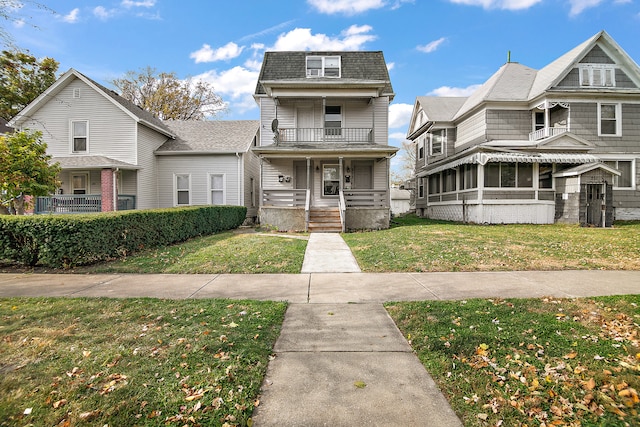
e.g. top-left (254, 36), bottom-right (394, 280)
top-left (420, 152), bottom-right (599, 176)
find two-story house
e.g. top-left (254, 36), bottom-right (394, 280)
top-left (8, 69), bottom-right (260, 221)
top-left (407, 31), bottom-right (640, 226)
top-left (252, 51), bottom-right (398, 232)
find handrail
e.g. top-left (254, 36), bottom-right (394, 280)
top-left (338, 190), bottom-right (346, 232)
top-left (304, 189), bottom-right (311, 232)
top-left (529, 126), bottom-right (568, 141)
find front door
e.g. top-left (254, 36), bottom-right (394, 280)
top-left (294, 161), bottom-right (310, 190)
top-left (71, 173), bottom-right (89, 195)
top-left (297, 106), bottom-right (314, 142)
top-left (586, 184), bottom-right (603, 226)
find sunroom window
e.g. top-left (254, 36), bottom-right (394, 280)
top-left (484, 163), bottom-right (533, 188)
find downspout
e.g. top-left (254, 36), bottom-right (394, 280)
top-left (236, 152), bottom-right (242, 206)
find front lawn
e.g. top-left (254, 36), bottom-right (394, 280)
top-left (0, 297), bottom-right (287, 426)
top-left (386, 295), bottom-right (640, 427)
top-left (344, 216), bottom-right (640, 272)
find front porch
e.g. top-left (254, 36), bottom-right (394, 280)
top-left (35, 194), bottom-right (136, 214)
top-left (259, 188), bottom-right (390, 232)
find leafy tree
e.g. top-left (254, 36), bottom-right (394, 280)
top-left (0, 129), bottom-right (60, 214)
top-left (0, 49), bottom-right (59, 121)
top-left (111, 67), bottom-right (226, 121)
top-left (1, 1), bottom-right (54, 47)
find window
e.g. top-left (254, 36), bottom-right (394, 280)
top-left (175, 174), bottom-right (191, 206)
top-left (418, 177), bottom-right (425, 198)
top-left (209, 173), bottom-right (225, 205)
top-left (442, 169), bottom-right (456, 193)
top-left (484, 163), bottom-right (533, 188)
top-left (539, 163), bottom-right (554, 189)
top-left (322, 164), bottom-right (340, 196)
top-left (324, 105), bottom-right (342, 136)
top-left (604, 160), bottom-right (634, 188)
top-left (417, 140), bottom-right (424, 160)
top-left (71, 173), bottom-right (89, 194)
top-left (428, 174), bottom-right (440, 195)
top-left (429, 129), bottom-right (445, 155)
top-left (306, 55), bottom-right (341, 78)
top-left (461, 164), bottom-right (478, 190)
top-left (599, 103), bottom-right (621, 136)
top-left (580, 65), bottom-right (615, 87)
top-left (71, 120), bottom-right (88, 153)
top-left (534, 112), bottom-right (545, 131)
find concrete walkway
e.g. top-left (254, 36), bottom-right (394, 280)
top-left (301, 233), bottom-right (361, 273)
top-left (1, 268), bottom-right (640, 425)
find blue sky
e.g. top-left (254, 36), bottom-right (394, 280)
top-left (5, 0), bottom-right (640, 170)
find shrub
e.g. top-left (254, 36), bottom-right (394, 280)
top-left (0, 205), bottom-right (246, 268)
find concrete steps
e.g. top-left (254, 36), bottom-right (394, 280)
top-left (308, 208), bottom-right (342, 233)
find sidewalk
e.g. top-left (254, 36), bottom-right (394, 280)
top-left (1, 232), bottom-right (640, 426)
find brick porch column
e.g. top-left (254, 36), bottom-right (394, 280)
top-left (101, 168), bottom-right (115, 212)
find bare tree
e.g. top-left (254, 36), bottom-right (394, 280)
top-left (1, 1), bottom-right (54, 47)
top-left (111, 67), bottom-right (226, 121)
top-left (391, 139), bottom-right (416, 185)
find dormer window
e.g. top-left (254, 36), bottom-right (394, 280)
top-left (579, 64), bottom-right (615, 87)
top-left (306, 56), bottom-right (341, 78)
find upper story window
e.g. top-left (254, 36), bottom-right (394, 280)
top-left (71, 120), bottom-right (88, 153)
top-left (580, 65), bottom-right (615, 87)
top-left (417, 139), bottom-right (424, 160)
top-left (598, 103), bottom-right (621, 136)
top-left (429, 129), bottom-right (446, 156)
top-left (306, 56), bottom-right (341, 78)
top-left (324, 105), bottom-right (342, 136)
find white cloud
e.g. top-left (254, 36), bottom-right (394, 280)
top-left (417, 37), bottom-right (446, 54)
top-left (388, 103), bottom-right (414, 129)
top-left (428, 84), bottom-right (481, 97)
top-left (190, 42), bottom-right (245, 63)
top-left (448, 0), bottom-right (542, 10)
top-left (387, 62), bottom-right (395, 71)
top-left (61, 8), bottom-right (80, 23)
top-left (13, 18), bottom-right (25, 28)
top-left (194, 66), bottom-right (260, 113)
top-left (121, 0), bottom-right (156, 7)
top-left (270, 25), bottom-right (376, 51)
top-left (568, 0), bottom-right (603, 16)
top-left (93, 6), bottom-right (117, 20)
top-left (307, 0), bottom-right (386, 15)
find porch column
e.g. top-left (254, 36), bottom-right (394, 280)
top-left (101, 168), bottom-right (115, 212)
top-left (339, 157), bottom-right (343, 192)
top-left (306, 157), bottom-right (311, 190)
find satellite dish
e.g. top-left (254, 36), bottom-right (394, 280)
top-left (271, 118), bottom-right (279, 133)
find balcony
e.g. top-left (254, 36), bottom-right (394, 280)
top-left (35, 194), bottom-right (136, 214)
top-left (529, 127), bottom-right (568, 141)
top-left (277, 128), bottom-right (372, 144)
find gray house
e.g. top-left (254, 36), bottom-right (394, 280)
top-left (252, 51), bottom-right (398, 232)
top-left (8, 69), bottom-right (259, 221)
top-left (407, 31), bottom-right (640, 226)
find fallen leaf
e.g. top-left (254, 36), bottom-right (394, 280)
top-left (53, 399), bottom-right (68, 409)
top-left (564, 350), bottom-right (578, 359)
top-left (582, 378), bottom-right (596, 390)
top-left (354, 381), bottom-right (366, 389)
top-left (23, 408), bottom-right (32, 415)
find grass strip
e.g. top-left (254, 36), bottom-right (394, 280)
top-left (0, 297), bottom-right (287, 426)
top-left (386, 295), bottom-right (640, 426)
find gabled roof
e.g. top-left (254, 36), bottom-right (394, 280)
top-left (255, 51), bottom-right (394, 99)
top-left (8, 68), bottom-right (175, 139)
top-left (157, 120), bottom-right (259, 154)
top-left (417, 96), bottom-right (466, 122)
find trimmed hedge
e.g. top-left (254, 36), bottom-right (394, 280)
top-left (0, 205), bottom-right (247, 268)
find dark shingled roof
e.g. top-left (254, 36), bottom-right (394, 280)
top-left (158, 120), bottom-right (259, 153)
top-left (255, 51), bottom-right (394, 96)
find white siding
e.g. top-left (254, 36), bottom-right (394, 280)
top-left (373, 96), bottom-right (389, 145)
top-left (23, 78), bottom-right (138, 163)
top-left (243, 150), bottom-right (260, 219)
top-left (136, 124), bottom-right (167, 209)
top-left (259, 98), bottom-right (276, 146)
top-left (157, 155), bottom-right (242, 208)
top-left (456, 110), bottom-right (487, 148)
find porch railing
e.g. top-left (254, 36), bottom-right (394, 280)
top-left (529, 126), bottom-right (568, 141)
top-left (277, 128), bottom-right (372, 143)
top-left (35, 194), bottom-right (136, 214)
top-left (338, 190), bottom-right (346, 232)
top-left (262, 189), bottom-right (307, 207)
top-left (304, 189), bottom-right (311, 232)
top-left (343, 189), bottom-right (388, 208)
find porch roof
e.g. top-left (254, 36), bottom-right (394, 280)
top-left (419, 151), bottom-right (599, 176)
top-left (252, 143), bottom-right (398, 157)
top-left (52, 155), bottom-right (139, 170)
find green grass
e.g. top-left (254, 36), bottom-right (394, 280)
top-left (77, 231), bottom-right (307, 274)
top-left (0, 297), bottom-right (287, 427)
top-left (344, 215), bottom-right (640, 272)
top-left (386, 295), bottom-right (640, 427)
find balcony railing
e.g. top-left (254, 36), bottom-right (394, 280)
top-left (529, 127), bottom-right (568, 141)
top-left (277, 128), bottom-right (372, 143)
top-left (35, 194), bottom-right (136, 214)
